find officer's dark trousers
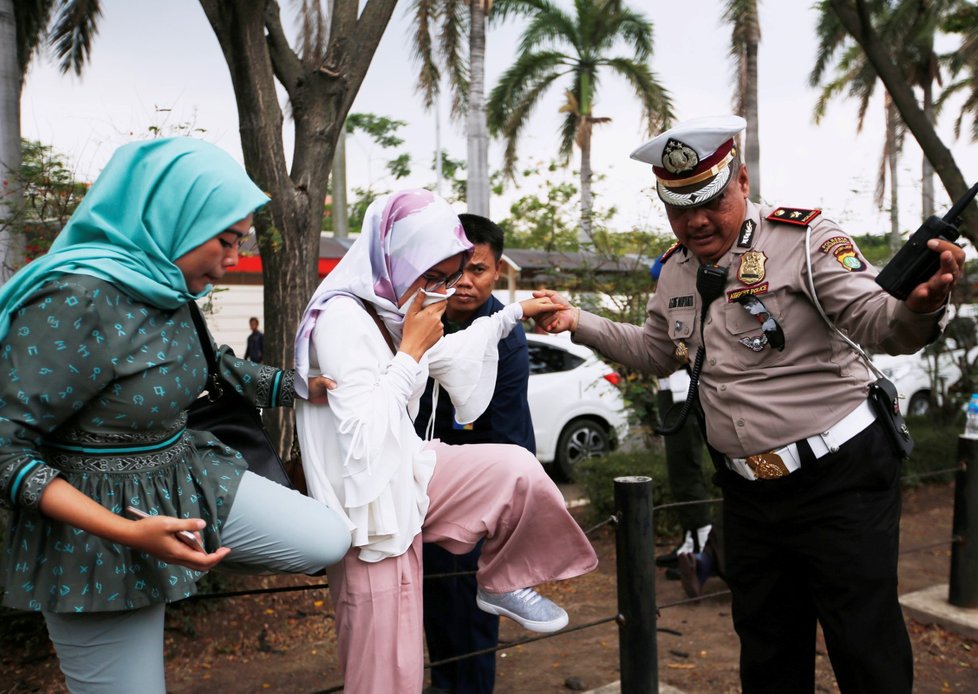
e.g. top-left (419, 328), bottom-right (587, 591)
top-left (657, 389), bottom-right (711, 532)
top-left (422, 541), bottom-right (499, 694)
top-left (719, 419), bottom-right (913, 694)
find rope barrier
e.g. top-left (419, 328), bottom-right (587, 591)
top-left (2, 467), bottom-right (961, 693)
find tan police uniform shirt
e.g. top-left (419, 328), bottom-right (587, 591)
top-left (574, 199), bottom-right (945, 458)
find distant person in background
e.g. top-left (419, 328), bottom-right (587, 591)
top-left (414, 213), bottom-right (534, 694)
top-left (244, 316), bottom-right (263, 362)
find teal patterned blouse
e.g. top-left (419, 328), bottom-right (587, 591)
top-left (0, 275), bottom-right (294, 613)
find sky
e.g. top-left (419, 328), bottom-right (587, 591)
top-left (19, 0), bottom-right (978, 239)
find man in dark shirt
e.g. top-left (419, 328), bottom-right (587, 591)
top-left (415, 214), bottom-right (535, 694)
top-left (244, 316), bottom-right (263, 363)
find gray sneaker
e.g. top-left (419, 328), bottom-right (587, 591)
top-left (476, 587), bottom-right (569, 633)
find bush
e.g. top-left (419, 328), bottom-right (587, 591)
top-left (577, 447), bottom-right (721, 542)
top-left (579, 417), bottom-right (963, 541)
top-left (903, 415), bottom-right (963, 485)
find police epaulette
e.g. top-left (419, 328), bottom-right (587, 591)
top-left (767, 207), bottom-right (822, 226)
top-left (660, 242), bottom-right (685, 263)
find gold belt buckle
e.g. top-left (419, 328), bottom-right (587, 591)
top-left (745, 452), bottom-right (789, 480)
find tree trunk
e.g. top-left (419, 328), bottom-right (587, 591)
top-left (466, 0), bottom-right (489, 216)
top-left (828, 0), bottom-right (978, 242)
top-left (332, 126), bottom-right (349, 237)
top-left (744, 1), bottom-right (761, 201)
top-left (199, 0), bottom-right (396, 453)
top-left (886, 95), bottom-right (900, 252)
top-left (579, 124), bottom-right (593, 247)
top-left (0, 0), bottom-right (23, 283)
top-left (921, 82), bottom-right (934, 218)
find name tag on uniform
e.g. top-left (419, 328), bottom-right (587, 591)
top-left (668, 295), bottom-right (694, 309)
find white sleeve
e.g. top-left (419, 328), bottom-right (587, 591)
top-left (426, 302), bottom-right (523, 424)
top-left (309, 299), bottom-right (425, 508)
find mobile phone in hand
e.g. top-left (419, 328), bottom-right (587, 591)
top-left (125, 506), bottom-right (206, 553)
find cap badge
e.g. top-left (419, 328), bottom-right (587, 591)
top-left (737, 251), bottom-right (767, 286)
top-left (662, 139), bottom-right (699, 175)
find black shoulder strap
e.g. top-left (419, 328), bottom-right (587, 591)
top-left (187, 302), bottom-right (223, 396)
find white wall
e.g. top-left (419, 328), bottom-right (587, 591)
top-left (197, 285), bottom-right (265, 357)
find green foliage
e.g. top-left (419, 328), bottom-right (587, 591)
top-left (326, 113), bottom-right (412, 234)
top-left (431, 151), bottom-right (467, 203)
top-left (903, 414), bottom-right (965, 485)
top-left (12, 139), bottom-right (87, 260)
top-left (346, 113), bottom-right (407, 148)
top-left (498, 160), bottom-right (585, 251)
top-left (579, 416), bottom-right (963, 543)
top-left (577, 448), bottom-right (721, 541)
top-left (851, 232), bottom-right (895, 267)
top-left (488, 0), bottom-right (673, 176)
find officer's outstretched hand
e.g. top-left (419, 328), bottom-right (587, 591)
top-left (532, 289), bottom-right (579, 334)
top-left (904, 238), bottom-right (966, 314)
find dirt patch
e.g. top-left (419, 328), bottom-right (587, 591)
top-left (3, 483), bottom-right (977, 693)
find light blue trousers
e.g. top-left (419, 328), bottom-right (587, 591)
top-left (43, 471), bottom-right (351, 693)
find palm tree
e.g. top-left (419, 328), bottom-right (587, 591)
top-left (825, 0), bottom-right (976, 239)
top-left (487, 0), bottom-right (673, 246)
top-left (811, 26), bottom-right (905, 249)
top-left (811, 0), bottom-right (945, 247)
top-left (1, 0), bottom-right (101, 282)
top-left (411, 0), bottom-right (493, 215)
top-left (938, 1), bottom-right (978, 146)
top-left (724, 0), bottom-right (762, 201)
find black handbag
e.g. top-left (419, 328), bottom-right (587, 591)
top-left (186, 303), bottom-right (296, 490)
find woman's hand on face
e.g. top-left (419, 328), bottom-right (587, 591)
top-left (399, 289), bottom-right (446, 362)
top-left (124, 516), bottom-right (231, 572)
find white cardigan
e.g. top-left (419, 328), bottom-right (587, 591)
top-left (296, 295), bottom-right (523, 562)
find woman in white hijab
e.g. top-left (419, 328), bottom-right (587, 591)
top-left (295, 189), bottom-right (598, 693)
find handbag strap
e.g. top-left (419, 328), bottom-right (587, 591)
top-left (363, 300), bottom-right (397, 355)
top-left (187, 302), bottom-right (224, 397)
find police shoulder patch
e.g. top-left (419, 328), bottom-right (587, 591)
top-left (660, 241), bottom-right (684, 264)
top-left (766, 207), bottom-right (822, 226)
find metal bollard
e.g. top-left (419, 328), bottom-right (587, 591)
top-left (614, 475), bottom-right (658, 694)
top-left (950, 437), bottom-right (978, 607)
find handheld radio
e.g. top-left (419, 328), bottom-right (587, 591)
top-left (876, 181), bottom-right (978, 300)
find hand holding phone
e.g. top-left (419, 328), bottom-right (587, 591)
top-left (126, 506), bottom-right (206, 553)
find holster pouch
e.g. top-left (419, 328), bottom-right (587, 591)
top-left (867, 377), bottom-right (914, 459)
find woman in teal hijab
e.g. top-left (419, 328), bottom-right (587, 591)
top-left (0, 138), bottom-right (350, 694)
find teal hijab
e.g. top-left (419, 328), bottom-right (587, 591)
top-left (0, 137), bottom-right (269, 343)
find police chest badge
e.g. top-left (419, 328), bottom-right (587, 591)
top-left (737, 251), bottom-right (767, 286)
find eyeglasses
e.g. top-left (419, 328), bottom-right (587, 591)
top-left (736, 294), bottom-right (785, 351)
top-left (421, 268), bottom-right (464, 292)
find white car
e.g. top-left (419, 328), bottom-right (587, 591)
top-left (525, 332), bottom-right (630, 480)
top-left (873, 348), bottom-right (966, 417)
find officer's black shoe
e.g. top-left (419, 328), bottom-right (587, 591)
top-left (655, 545), bottom-right (682, 568)
top-left (655, 530), bottom-right (694, 567)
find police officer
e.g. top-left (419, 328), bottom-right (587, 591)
top-left (538, 115), bottom-right (964, 693)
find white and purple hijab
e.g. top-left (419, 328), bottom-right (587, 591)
top-left (294, 189), bottom-right (472, 397)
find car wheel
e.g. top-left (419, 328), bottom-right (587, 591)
top-left (554, 417), bottom-right (610, 482)
top-left (907, 391), bottom-right (931, 417)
